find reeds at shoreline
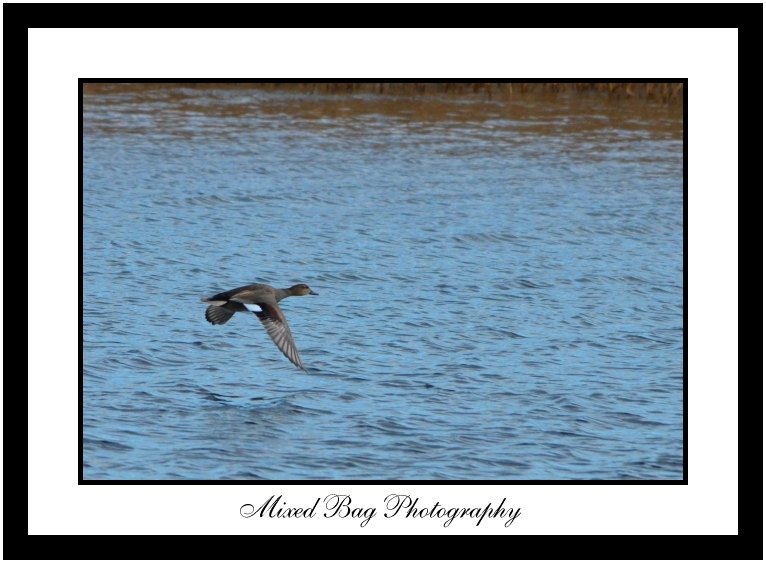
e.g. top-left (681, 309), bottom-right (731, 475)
top-left (83, 82), bottom-right (683, 104)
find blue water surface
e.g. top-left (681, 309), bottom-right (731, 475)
top-left (83, 87), bottom-right (683, 480)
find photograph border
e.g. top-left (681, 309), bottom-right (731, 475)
top-left (20, 21), bottom-right (751, 556)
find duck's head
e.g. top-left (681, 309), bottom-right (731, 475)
top-left (289, 283), bottom-right (318, 296)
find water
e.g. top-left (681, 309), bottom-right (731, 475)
top-left (83, 87), bottom-right (683, 480)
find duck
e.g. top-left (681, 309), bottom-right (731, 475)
top-left (201, 283), bottom-right (318, 370)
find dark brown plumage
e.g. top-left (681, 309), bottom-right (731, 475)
top-left (201, 283), bottom-right (317, 370)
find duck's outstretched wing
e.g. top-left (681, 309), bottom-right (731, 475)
top-left (242, 302), bottom-right (305, 370)
top-left (205, 304), bottom-right (236, 325)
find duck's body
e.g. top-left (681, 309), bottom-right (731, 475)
top-left (201, 283), bottom-right (317, 370)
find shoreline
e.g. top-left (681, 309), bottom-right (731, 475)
top-left (83, 82), bottom-right (684, 104)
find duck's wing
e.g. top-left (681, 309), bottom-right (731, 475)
top-left (240, 301), bottom-right (305, 370)
top-left (205, 304), bottom-right (235, 325)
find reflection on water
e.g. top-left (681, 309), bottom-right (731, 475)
top-left (83, 87), bottom-right (683, 480)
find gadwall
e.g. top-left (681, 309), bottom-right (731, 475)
top-left (201, 283), bottom-right (318, 370)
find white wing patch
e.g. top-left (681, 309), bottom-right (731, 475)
top-left (242, 303), bottom-right (263, 312)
